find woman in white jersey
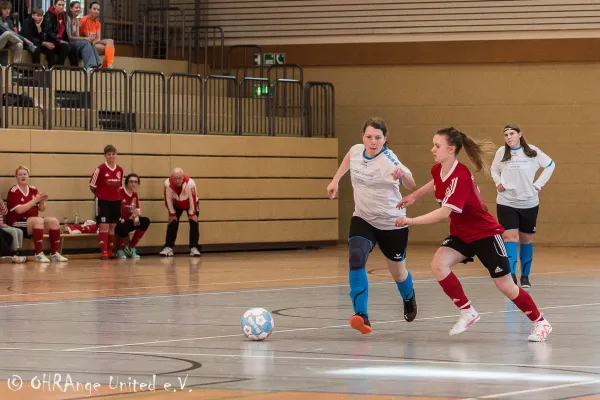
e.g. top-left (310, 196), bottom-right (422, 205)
top-left (491, 125), bottom-right (555, 289)
top-left (327, 117), bottom-right (418, 334)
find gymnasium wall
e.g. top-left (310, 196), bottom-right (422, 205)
top-left (300, 62), bottom-right (600, 247)
top-left (0, 131), bottom-right (338, 251)
top-left (205, 0), bottom-right (600, 45)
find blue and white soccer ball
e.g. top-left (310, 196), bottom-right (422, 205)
top-left (241, 308), bottom-right (274, 341)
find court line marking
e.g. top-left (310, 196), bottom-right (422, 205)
top-left (61, 300), bottom-right (600, 351)
top-left (3, 264), bottom-right (596, 298)
top-left (468, 378), bottom-right (600, 399)
top-left (0, 266), bottom-right (590, 309)
top-left (0, 268), bottom-right (480, 298)
top-left (0, 273), bottom-right (493, 310)
top-left (2, 346), bottom-right (600, 375)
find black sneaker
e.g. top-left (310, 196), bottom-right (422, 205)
top-left (349, 312), bottom-right (372, 334)
top-left (403, 291), bottom-right (417, 322)
top-left (511, 274), bottom-right (518, 285)
top-left (521, 276), bottom-right (531, 289)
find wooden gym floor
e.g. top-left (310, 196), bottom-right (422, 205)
top-left (0, 244), bottom-right (598, 399)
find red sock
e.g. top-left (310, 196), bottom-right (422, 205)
top-left (99, 231), bottom-right (108, 253)
top-left (108, 234), bottom-right (114, 255)
top-left (438, 272), bottom-right (470, 309)
top-left (129, 229), bottom-right (145, 248)
top-left (49, 229), bottom-right (61, 254)
top-left (33, 228), bottom-right (44, 254)
top-left (118, 237), bottom-right (126, 251)
top-left (511, 287), bottom-right (543, 322)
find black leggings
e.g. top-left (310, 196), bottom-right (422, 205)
top-left (115, 217), bottom-right (151, 237)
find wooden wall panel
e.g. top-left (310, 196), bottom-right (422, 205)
top-left (0, 132), bottom-right (339, 251)
top-left (206, 0), bottom-right (600, 45)
top-left (325, 62), bottom-right (600, 246)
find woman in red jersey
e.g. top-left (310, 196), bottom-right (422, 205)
top-left (89, 144), bottom-right (123, 259)
top-left (7, 166), bottom-right (67, 263)
top-left (395, 127), bottom-right (551, 342)
top-left (114, 173), bottom-right (150, 259)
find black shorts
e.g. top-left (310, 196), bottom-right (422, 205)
top-left (12, 218), bottom-right (31, 239)
top-left (349, 216), bottom-right (409, 262)
top-left (96, 199), bottom-right (121, 224)
top-left (441, 234), bottom-right (510, 278)
top-left (115, 217), bottom-right (151, 237)
top-left (497, 204), bottom-right (539, 234)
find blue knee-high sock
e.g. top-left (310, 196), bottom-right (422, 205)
top-left (520, 243), bottom-right (534, 277)
top-left (395, 270), bottom-right (414, 300)
top-left (349, 268), bottom-right (369, 316)
top-left (505, 241), bottom-right (518, 275)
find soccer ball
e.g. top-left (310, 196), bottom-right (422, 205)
top-left (241, 308), bottom-right (274, 341)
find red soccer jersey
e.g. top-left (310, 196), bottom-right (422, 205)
top-left (90, 163), bottom-right (124, 201)
top-left (432, 161), bottom-right (503, 243)
top-left (119, 188), bottom-right (139, 221)
top-left (6, 185), bottom-right (39, 226)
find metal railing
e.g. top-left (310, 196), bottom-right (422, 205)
top-left (167, 73), bottom-right (203, 134)
top-left (228, 45), bottom-right (264, 82)
top-left (90, 68), bottom-right (129, 131)
top-left (238, 77), bottom-right (269, 136)
top-left (1, 63), bottom-right (335, 137)
top-left (142, 7), bottom-right (185, 60)
top-left (4, 63), bottom-right (48, 130)
top-left (304, 82), bottom-right (335, 138)
top-left (204, 75), bottom-right (236, 135)
top-left (269, 79), bottom-right (303, 137)
top-left (267, 64), bottom-right (304, 85)
top-left (129, 70), bottom-right (166, 133)
top-left (189, 26), bottom-right (224, 77)
top-left (49, 66), bottom-right (89, 131)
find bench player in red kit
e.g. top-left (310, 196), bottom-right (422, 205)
top-left (159, 168), bottom-right (201, 257)
top-left (396, 127), bottom-right (552, 342)
top-left (89, 145), bottom-right (124, 259)
top-left (114, 173), bottom-right (150, 259)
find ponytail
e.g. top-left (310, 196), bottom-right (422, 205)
top-left (437, 127), bottom-right (496, 176)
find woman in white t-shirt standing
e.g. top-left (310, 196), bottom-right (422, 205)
top-left (327, 117), bottom-right (418, 334)
top-left (491, 125), bottom-right (556, 290)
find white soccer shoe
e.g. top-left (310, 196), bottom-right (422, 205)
top-left (159, 247), bottom-right (174, 257)
top-left (190, 247), bottom-right (201, 257)
top-left (449, 306), bottom-right (480, 335)
top-left (528, 318), bottom-right (552, 342)
top-left (51, 253), bottom-right (68, 262)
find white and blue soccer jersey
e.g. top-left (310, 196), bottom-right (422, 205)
top-left (349, 144), bottom-right (412, 230)
top-left (491, 145), bottom-right (555, 209)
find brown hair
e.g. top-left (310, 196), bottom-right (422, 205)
top-left (15, 165), bottom-right (30, 177)
top-left (436, 127), bottom-right (496, 176)
top-left (31, 7), bottom-right (43, 15)
top-left (362, 117), bottom-right (388, 146)
top-left (104, 144), bottom-right (117, 154)
top-left (501, 124), bottom-right (537, 162)
top-left (0, 1), bottom-right (11, 11)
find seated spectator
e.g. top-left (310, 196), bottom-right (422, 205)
top-left (159, 168), bottom-right (201, 257)
top-left (0, 1), bottom-right (25, 64)
top-left (115, 173), bottom-right (151, 259)
top-left (0, 197), bottom-right (26, 263)
top-left (66, 1), bottom-right (100, 70)
top-left (20, 8), bottom-right (65, 67)
top-left (79, 2), bottom-right (114, 68)
top-left (7, 166), bottom-right (68, 263)
top-left (42, 0), bottom-right (71, 67)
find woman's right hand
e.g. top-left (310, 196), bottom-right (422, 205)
top-left (397, 193), bottom-right (416, 209)
top-left (326, 181), bottom-right (338, 199)
top-left (497, 184), bottom-right (506, 192)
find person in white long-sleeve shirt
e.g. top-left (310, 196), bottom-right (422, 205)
top-left (491, 125), bottom-right (556, 289)
top-left (159, 168), bottom-right (201, 257)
